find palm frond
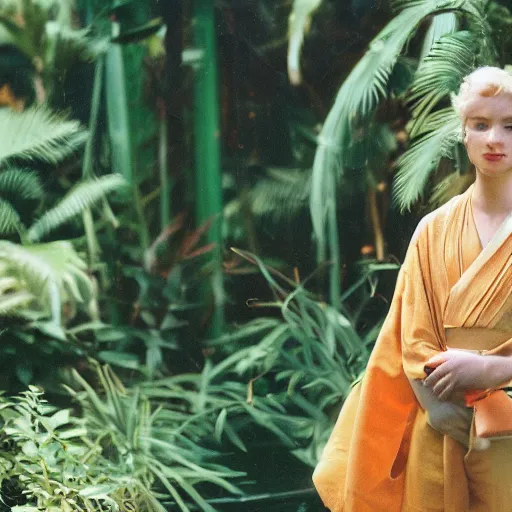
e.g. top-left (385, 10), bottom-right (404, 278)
top-left (15, 0), bottom-right (60, 56)
top-left (45, 22), bottom-right (99, 67)
top-left (310, 0), bottom-right (489, 253)
top-left (420, 12), bottom-right (457, 60)
top-left (0, 198), bottom-right (22, 235)
top-left (249, 168), bottom-right (311, 220)
top-left (28, 174), bottom-right (127, 242)
top-left (287, 0), bottom-right (323, 86)
top-left (0, 106), bottom-right (87, 168)
top-left (408, 31), bottom-right (477, 138)
top-left (0, 168), bottom-right (44, 235)
top-left (0, 167), bottom-right (43, 202)
top-left (0, 13), bottom-right (37, 59)
top-left (392, 107), bottom-right (460, 210)
top-left (390, 0), bottom-right (419, 12)
top-left (0, 240), bottom-right (94, 322)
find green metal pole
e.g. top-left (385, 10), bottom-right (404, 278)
top-left (193, 0), bottom-right (224, 336)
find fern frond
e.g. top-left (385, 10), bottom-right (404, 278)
top-left (0, 241), bottom-right (58, 319)
top-left (28, 241), bottom-right (93, 303)
top-left (0, 14), bottom-right (37, 59)
top-left (250, 168), bottom-right (311, 220)
top-left (391, 0), bottom-right (439, 13)
top-left (14, 0), bottom-right (58, 56)
top-left (0, 240), bottom-right (93, 322)
top-left (28, 174), bottom-right (127, 242)
top-left (0, 167), bottom-right (44, 201)
top-left (0, 107), bottom-right (87, 168)
top-left (408, 31), bottom-right (477, 138)
top-left (0, 290), bottom-right (34, 316)
top-left (393, 108), bottom-right (460, 211)
top-left (420, 12), bottom-right (457, 60)
top-left (0, 198), bottom-right (22, 235)
top-left (46, 22), bottom-right (97, 66)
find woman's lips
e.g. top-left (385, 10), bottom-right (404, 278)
top-left (483, 153), bottom-right (505, 161)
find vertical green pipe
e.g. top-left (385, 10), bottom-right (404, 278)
top-left (193, 0), bottom-right (224, 336)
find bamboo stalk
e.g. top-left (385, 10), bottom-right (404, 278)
top-left (193, 0), bottom-right (224, 336)
top-left (81, 54), bottom-right (105, 266)
top-left (105, 43), bottom-right (150, 252)
top-left (105, 44), bottom-right (133, 184)
top-left (159, 105), bottom-right (170, 231)
top-left (368, 187), bottom-right (385, 261)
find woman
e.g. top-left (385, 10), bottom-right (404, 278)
top-left (312, 66), bottom-right (512, 512)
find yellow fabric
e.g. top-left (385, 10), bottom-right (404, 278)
top-left (312, 185), bottom-right (512, 511)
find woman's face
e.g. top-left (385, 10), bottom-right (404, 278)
top-left (464, 93), bottom-right (512, 178)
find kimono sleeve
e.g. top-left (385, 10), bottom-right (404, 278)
top-left (400, 242), bottom-right (446, 381)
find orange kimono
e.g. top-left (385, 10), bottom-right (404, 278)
top-left (313, 185), bottom-right (512, 512)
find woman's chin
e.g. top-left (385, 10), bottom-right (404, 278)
top-left (476, 164), bottom-right (512, 178)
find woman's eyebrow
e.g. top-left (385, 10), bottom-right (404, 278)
top-left (467, 116), bottom-right (512, 121)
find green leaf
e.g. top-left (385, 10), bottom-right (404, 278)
top-left (48, 408), bottom-right (71, 429)
top-left (34, 321), bottom-right (67, 341)
top-left (0, 106), bottom-right (87, 167)
top-left (393, 108), bottom-right (460, 210)
top-left (214, 408), bottom-right (227, 444)
top-left (0, 290), bottom-right (33, 315)
top-left (0, 167), bottom-right (43, 201)
top-left (28, 174), bottom-right (127, 242)
top-left (16, 362), bottom-right (33, 385)
top-left (0, 197), bottom-right (22, 234)
top-left (408, 31), bottom-right (477, 138)
top-left (223, 420), bottom-right (247, 452)
top-left (98, 351), bottom-right (140, 370)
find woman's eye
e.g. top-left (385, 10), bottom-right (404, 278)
top-left (505, 125), bottom-right (512, 131)
top-left (474, 123), bottom-right (488, 130)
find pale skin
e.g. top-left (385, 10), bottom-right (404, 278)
top-left (423, 92), bottom-right (512, 401)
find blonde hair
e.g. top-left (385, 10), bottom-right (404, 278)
top-left (452, 66), bottom-right (512, 125)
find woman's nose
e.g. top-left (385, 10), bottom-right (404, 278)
top-left (487, 127), bottom-right (503, 145)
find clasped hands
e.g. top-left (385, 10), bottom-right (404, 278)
top-left (423, 348), bottom-right (512, 401)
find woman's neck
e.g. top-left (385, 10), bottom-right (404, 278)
top-left (472, 172), bottom-right (512, 215)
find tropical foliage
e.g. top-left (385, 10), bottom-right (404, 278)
top-left (0, 365), bottom-right (245, 512)
top-left (0, 0), bottom-right (509, 511)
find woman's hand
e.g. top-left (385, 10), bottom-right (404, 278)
top-left (409, 378), bottom-right (473, 447)
top-left (423, 349), bottom-right (512, 400)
